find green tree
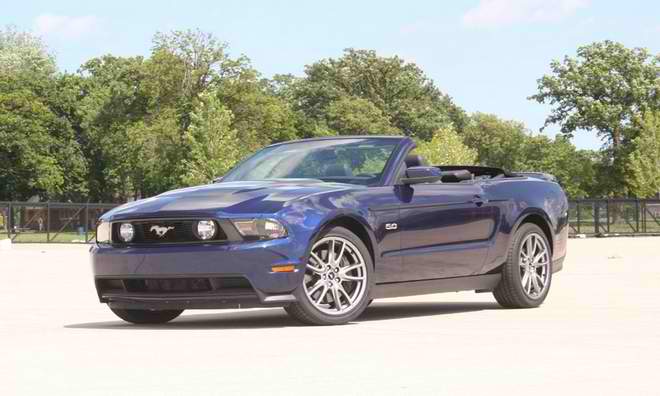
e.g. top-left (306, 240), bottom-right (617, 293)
top-left (216, 67), bottom-right (298, 149)
top-left (76, 30), bottom-right (251, 200)
top-left (519, 135), bottom-right (597, 198)
top-left (462, 113), bottom-right (529, 170)
top-left (530, 40), bottom-right (660, 194)
top-left (0, 25), bottom-right (56, 76)
top-left (461, 113), bottom-right (598, 197)
top-left (325, 96), bottom-right (398, 135)
top-left (0, 27), bottom-right (87, 201)
top-left (627, 112), bottom-right (660, 198)
top-left (181, 93), bottom-right (245, 186)
top-left (415, 127), bottom-right (477, 165)
top-left (77, 55), bottom-right (150, 201)
top-left (288, 49), bottom-right (466, 139)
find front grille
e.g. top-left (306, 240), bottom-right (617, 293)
top-left (112, 219), bottom-right (227, 245)
top-left (96, 277), bottom-right (254, 296)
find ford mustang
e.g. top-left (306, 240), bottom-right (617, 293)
top-left (91, 136), bottom-right (568, 325)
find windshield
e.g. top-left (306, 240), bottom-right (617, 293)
top-left (222, 138), bottom-right (399, 186)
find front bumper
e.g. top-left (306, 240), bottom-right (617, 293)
top-left (91, 238), bottom-right (306, 310)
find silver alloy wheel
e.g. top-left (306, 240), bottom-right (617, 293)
top-left (304, 236), bottom-right (368, 316)
top-left (519, 232), bottom-right (550, 299)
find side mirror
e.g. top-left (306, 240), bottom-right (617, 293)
top-left (401, 166), bottom-right (442, 185)
top-left (212, 176), bottom-right (224, 183)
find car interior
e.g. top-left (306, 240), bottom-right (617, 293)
top-left (402, 153), bottom-right (509, 183)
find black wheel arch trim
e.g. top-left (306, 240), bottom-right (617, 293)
top-left (308, 211), bottom-right (379, 268)
top-left (510, 209), bottom-right (556, 254)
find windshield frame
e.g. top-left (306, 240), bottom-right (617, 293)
top-left (221, 137), bottom-right (408, 187)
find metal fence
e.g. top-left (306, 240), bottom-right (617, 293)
top-left (0, 202), bottom-right (117, 243)
top-left (569, 199), bottom-right (660, 236)
top-left (2, 199), bottom-right (660, 243)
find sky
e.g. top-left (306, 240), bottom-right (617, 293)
top-left (3, 0), bottom-right (659, 150)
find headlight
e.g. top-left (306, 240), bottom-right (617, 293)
top-left (195, 220), bottom-right (217, 240)
top-left (96, 221), bottom-right (111, 244)
top-left (118, 223), bottom-right (135, 243)
top-left (232, 218), bottom-right (287, 240)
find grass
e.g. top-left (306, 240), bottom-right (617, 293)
top-left (8, 231), bottom-right (94, 243)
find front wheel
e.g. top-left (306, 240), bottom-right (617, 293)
top-left (285, 227), bottom-right (373, 325)
top-left (110, 308), bottom-right (184, 324)
top-left (493, 223), bottom-right (553, 308)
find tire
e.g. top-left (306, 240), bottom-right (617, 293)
top-left (110, 308), bottom-right (184, 324)
top-left (493, 223), bottom-right (553, 308)
top-left (285, 226), bottom-right (373, 325)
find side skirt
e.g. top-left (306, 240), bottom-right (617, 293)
top-left (372, 274), bottom-right (501, 299)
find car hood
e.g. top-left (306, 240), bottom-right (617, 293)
top-left (103, 179), bottom-right (359, 220)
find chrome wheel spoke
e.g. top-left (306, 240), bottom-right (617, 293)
top-left (534, 252), bottom-right (548, 266)
top-left (306, 281), bottom-right (324, 298)
top-left (336, 241), bottom-right (347, 265)
top-left (530, 272), bottom-right (540, 294)
top-left (329, 239), bottom-right (336, 263)
top-left (331, 288), bottom-right (342, 311)
top-left (342, 274), bottom-right (365, 282)
top-left (340, 264), bottom-right (362, 276)
top-left (521, 271), bottom-right (530, 289)
top-left (534, 273), bottom-right (545, 289)
top-left (311, 252), bottom-right (327, 266)
top-left (306, 263), bottom-right (325, 274)
top-left (317, 285), bottom-right (329, 304)
top-left (337, 283), bottom-right (352, 303)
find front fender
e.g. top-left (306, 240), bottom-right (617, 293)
top-left (279, 194), bottom-right (380, 266)
top-left (312, 210), bottom-right (379, 257)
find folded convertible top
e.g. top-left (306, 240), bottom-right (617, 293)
top-left (436, 165), bottom-right (509, 179)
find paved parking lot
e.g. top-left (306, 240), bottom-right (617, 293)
top-left (1, 237), bottom-right (659, 395)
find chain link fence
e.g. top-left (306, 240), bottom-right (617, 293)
top-left (2, 199), bottom-right (660, 243)
top-left (0, 202), bottom-right (117, 243)
top-left (569, 199), bottom-right (660, 236)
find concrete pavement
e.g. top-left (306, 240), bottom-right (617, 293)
top-left (1, 238), bottom-right (659, 395)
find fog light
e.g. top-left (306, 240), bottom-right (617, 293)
top-left (195, 220), bottom-right (217, 240)
top-left (119, 223), bottom-right (135, 242)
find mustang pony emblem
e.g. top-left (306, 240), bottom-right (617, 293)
top-left (150, 225), bottom-right (175, 238)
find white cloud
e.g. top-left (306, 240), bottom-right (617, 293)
top-left (33, 14), bottom-right (100, 39)
top-left (462, 0), bottom-right (590, 28)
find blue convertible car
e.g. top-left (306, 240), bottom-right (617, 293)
top-left (92, 136), bottom-right (568, 325)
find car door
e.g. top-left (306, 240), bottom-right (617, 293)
top-left (395, 181), bottom-right (497, 281)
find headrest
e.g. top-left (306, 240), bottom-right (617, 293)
top-left (405, 154), bottom-right (428, 168)
top-left (324, 163), bottom-right (352, 177)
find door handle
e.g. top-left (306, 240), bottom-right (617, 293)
top-left (472, 195), bottom-right (486, 206)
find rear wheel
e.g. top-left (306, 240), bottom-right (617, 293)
top-left (493, 223), bottom-right (552, 308)
top-left (285, 227), bottom-right (372, 325)
top-left (110, 308), bottom-right (183, 324)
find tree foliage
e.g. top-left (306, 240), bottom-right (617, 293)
top-left (530, 40), bottom-right (660, 195)
top-left (415, 127), bottom-right (477, 166)
top-left (462, 113), bottom-right (529, 171)
top-left (461, 113), bottom-right (598, 197)
top-left (284, 49), bottom-right (466, 139)
top-left (0, 27), bottom-right (87, 201)
top-left (531, 40), bottom-right (659, 146)
top-left (1, 27), bottom-right (658, 201)
top-left (0, 26), bottom-right (56, 76)
top-left (181, 93), bottom-right (245, 186)
top-left (627, 112), bottom-right (660, 198)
